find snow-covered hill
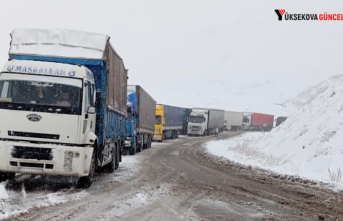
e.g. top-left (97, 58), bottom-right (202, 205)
top-left (206, 75), bottom-right (343, 189)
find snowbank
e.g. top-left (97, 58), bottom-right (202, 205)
top-left (206, 75), bottom-right (343, 189)
top-left (0, 183), bottom-right (9, 200)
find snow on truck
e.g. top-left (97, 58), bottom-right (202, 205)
top-left (0, 29), bottom-right (128, 188)
top-left (187, 108), bottom-right (225, 136)
top-left (126, 85), bottom-right (156, 154)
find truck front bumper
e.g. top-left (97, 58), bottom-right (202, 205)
top-left (187, 130), bottom-right (204, 136)
top-left (0, 141), bottom-right (93, 178)
top-left (153, 135), bottom-right (163, 142)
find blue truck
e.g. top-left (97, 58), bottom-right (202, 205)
top-left (0, 29), bottom-right (127, 188)
top-left (125, 85), bottom-right (156, 155)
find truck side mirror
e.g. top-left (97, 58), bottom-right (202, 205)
top-left (95, 91), bottom-right (101, 108)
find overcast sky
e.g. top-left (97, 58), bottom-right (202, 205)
top-left (1, 0), bottom-right (342, 116)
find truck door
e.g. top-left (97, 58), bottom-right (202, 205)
top-left (82, 81), bottom-right (96, 139)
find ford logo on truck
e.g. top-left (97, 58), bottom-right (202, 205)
top-left (27, 114), bottom-right (42, 122)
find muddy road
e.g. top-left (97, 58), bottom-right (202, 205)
top-left (3, 132), bottom-right (343, 221)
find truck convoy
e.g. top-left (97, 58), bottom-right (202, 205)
top-left (0, 29), bottom-right (277, 187)
top-left (0, 29), bottom-right (128, 187)
top-left (243, 112), bottom-right (274, 131)
top-left (153, 104), bottom-right (186, 141)
top-left (224, 111), bottom-right (243, 131)
top-left (187, 108), bottom-right (225, 136)
top-left (126, 85), bottom-right (156, 154)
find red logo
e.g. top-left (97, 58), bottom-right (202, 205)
top-left (278, 9), bottom-right (285, 16)
top-left (275, 9), bottom-right (286, 20)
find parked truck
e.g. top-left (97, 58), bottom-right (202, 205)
top-left (243, 112), bottom-right (274, 131)
top-left (126, 85), bottom-right (156, 154)
top-left (153, 104), bottom-right (185, 141)
top-left (224, 111), bottom-right (243, 131)
top-left (0, 29), bottom-right (128, 188)
top-left (187, 108), bottom-right (225, 136)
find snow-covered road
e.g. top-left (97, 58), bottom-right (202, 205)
top-left (1, 133), bottom-right (343, 221)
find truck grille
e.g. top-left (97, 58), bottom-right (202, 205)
top-left (8, 131), bottom-right (60, 140)
top-left (11, 146), bottom-right (53, 161)
top-left (19, 162), bottom-right (44, 168)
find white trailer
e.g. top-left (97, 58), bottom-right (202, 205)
top-left (224, 111), bottom-right (243, 131)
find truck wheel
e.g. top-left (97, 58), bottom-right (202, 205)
top-left (115, 146), bottom-right (120, 170)
top-left (137, 136), bottom-right (143, 152)
top-left (147, 138), bottom-right (152, 148)
top-left (137, 140), bottom-right (143, 152)
top-left (129, 147), bottom-right (136, 155)
top-left (0, 172), bottom-right (7, 182)
top-left (77, 151), bottom-right (96, 188)
top-left (7, 172), bottom-right (15, 181)
top-left (0, 172), bottom-right (15, 182)
top-left (105, 146), bottom-right (116, 173)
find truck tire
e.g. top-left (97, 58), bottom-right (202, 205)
top-left (129, 147), bottom-right (136, 155)
top-left (105, 145), bottom-right (116, 173)
top-left (137, 137), bottom-right (143, 153)
top-left (0, 172), bottom-right (15, 182)
top-left (143, 135), bottom-right (148, 149)
top-left (7, 172), bottom-right (15, 181)
top-left (77, 151), bottom-right (96, 188)
top-left (147, 137), bottom-right (152, 148)
top-left (115, 146), bottom-right (120, 170)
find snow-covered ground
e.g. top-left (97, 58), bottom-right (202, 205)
top-left (0, 155), bottom-right (141, 220)
top-left (206, 75), bottom-right (343, 190)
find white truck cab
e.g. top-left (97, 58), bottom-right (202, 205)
top-left (0, 59), bottom-right (97, 179)
top-left (242, 112), bottom-right (252, 130)
top-left (187, 109), bottom-right (208, 136)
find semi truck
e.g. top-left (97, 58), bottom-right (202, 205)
top-left (187, 108), bottom-right (225, 136)
top-left (126, 85), bottom-right (156, 154)
top-left (153, 104), bottom-right (185, 141)
top-left (224, 111), bottom-right (243, 131)
top-left (243, 112), bottom-right (274, 131)
top-left (0, 29), bottom-right (128, 188)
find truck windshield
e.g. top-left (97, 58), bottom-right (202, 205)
top-left (189, 115), bottom-right (205, 123)
top-left (0, 79), bottom-right (82, 115)
top-left (243, 116), bottom-right (250, 123)
top-left (155, 115), bottom-right (162, 124)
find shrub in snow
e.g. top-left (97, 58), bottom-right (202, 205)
top-left (328, 168), bottom-right (342, 183)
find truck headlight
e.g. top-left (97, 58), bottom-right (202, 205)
top-left (64, 151), bottom-right (74, 171)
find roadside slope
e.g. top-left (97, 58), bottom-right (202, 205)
top-left (206, 75), bottom-right (343, 187)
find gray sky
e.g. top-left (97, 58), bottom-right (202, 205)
top-left (1, 0), bottom-right (342, 116)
